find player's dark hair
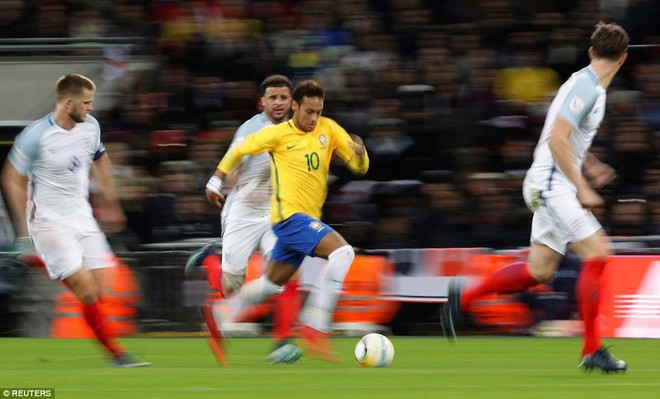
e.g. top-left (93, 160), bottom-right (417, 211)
top-left (56, 74), bottom-right (96, 101)
top-left (292, 80), bottom-right (325, 105)
top-left (590, 22), bottom-right (629, 60)
top-left (259, 75), bottom-right (293, 96)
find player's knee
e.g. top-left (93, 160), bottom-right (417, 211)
top-left (75, 286), bottom-right (99, 305)
top-left (327, 245), bottom-right (355, 281)
top-left (537, 271), bottom-right (554, 283)
top-left (529, 266), bottom-right (555, 283)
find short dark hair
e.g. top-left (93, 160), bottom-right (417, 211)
top-left (590, 22), bottom-right (629, 60)
top-left (292, 80), bottom-right (324, 105)
top-left (56, 74), bottom-right (95, 101)
top-left (259, 74), bottom-right (293, 96)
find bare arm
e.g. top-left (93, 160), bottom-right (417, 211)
top-left (1, 158), bottom-right (29, 237)
top-left (548, 117), bottom-right (603, 208)
top-left (90, 153), bottom-right (126, 233)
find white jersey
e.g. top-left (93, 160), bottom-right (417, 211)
top-left (524, 66), bottom-right (606, 192)
top-left (222, 112), bottom-right (273, 221)
top-left (8, 113), bottom-right (105, 222)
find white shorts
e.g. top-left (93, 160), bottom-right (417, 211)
top-left (523, 185), bottom-right (602, 255)
top-left (29, 215), bottom-right (113, 280)
top-left (221, 213), bottom-right (275, 276)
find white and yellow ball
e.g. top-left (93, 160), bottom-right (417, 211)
top-left (354, 333), bottom-right (395, 367)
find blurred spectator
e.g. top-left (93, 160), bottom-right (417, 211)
top-left (364, 118), bottom-right (416, 180)
top-left (417, 170), bottom-right (475, 248)
top-left (0, 0), bottom-right (34, 38)
top-left (609, 197), bottom-right (650, 236)
top-left (493, 50), bottom-right (560, 106)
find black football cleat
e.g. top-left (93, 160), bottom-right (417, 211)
top-left (579, 347), bottom-right (627, 373)
top-left (184, 241), bottom-right (220, 275)
top-left (441, 278), bottom-right (465, 343)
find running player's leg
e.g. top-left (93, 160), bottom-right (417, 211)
top-left (300, 231), bottom-right (353, 333)
top-left (571, 231), bottom-right (611, 356)
top-left (219, 216), bottom-right (267, 297)
top-left (260, 228), bottom-right (303, 363)
top-left (82, 224), bottom-right (149, 367)
top-left (295, 229), bottom-right (354, 362)
top-left (202, 216), bottom-right (266, 365)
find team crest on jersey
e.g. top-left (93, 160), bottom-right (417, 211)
top-left (568, 96), bottom-right (584, 115)
top-left (319, 134), bottom-right (327, 148)
top-left (309, 221), bottom-right (324, 232)
top-left (68, 156), bottom-right (81, 172)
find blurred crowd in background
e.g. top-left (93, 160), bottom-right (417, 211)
top-left (2, 0), bottom-right (659, 251)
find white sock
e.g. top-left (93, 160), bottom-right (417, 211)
top-left (229, 275), bottom-right (282, 321)
top-left (300, 245), bottom-right (354, 332)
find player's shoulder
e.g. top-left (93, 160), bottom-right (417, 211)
top-left (319, 116), bottom-right (347, 136)
top-left (236, 113), bottom-right (273, 137)
top-left (318, 116), bottom-right (344, 131)
top-left (569, 66), bottom-right (599, 90)
top-left (319, 116), bottom-right (339, 127)
top-left (83, 114), bottom-right (101, 132)
top-left (18, 114), bottom-right (52, 139)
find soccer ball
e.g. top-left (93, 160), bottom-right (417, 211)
top-left (354, 333), bottom-right (395, 367)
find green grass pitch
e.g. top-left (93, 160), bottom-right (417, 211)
top-left (1, 337), bottom-right (660, 398)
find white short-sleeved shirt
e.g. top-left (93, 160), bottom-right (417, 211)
top-left (9, 113), bottom-right (105, 222)
top-left (8, 113), bottom-right (112, 279)
top-left (522, 66), bottom-right (606, 253)
top-left (221, 112), bottom-right (273, 221)
top-left (524, 66), bottom-right (606, 193)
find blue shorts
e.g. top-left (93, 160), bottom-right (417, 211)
top-left (271, 213), bottom-right (333, 268)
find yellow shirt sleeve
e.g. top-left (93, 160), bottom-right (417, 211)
top-left (330, 121), bottom-right (369, 175)
top-left (217, 125), bottom-right (279, 174)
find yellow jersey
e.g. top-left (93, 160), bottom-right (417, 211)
top-left (218, 116), bottom-right (369, 224)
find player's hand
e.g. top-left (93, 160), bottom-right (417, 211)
top-left (577, 186), bottom-right (604, 209)
top-left (12, 236), bottom-right (34, 254)
top-left (96, 204), bottom-right (127, 233)
top-left (206, 189), bottom-right (226, 209)
top-left (205, 175), bottom-right (226, 208)
top-left (583, 160), bottom-right (616, 189)
top-left (11, 236), bottom-right (45, 268)
top-left (349, 134), bottom-right (365, 156)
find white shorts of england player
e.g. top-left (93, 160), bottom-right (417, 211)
top-left (28, 216), bottom-right (113, 280)
top-left (221, 214), bottom-right (275, 275)
top-left (523, 185), bottom-right (602, 255)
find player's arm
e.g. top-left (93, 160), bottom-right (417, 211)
top-left (91, 152), bottom-right (126, 233)
top-left (548, 117), bottom-right (602, 208)
top-left (334, 128), bottom-right (369, 175)
top-left (1, 158), bottom-right (29, 238)
top-left (583, 152), bottom-right (616, 189)
top-left (205, 127), bottom-right (278, 208)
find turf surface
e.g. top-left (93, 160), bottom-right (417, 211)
top-left (1, 337), bottom-right (659, 398)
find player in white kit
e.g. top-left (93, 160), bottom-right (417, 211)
top-left (186, 75), bottom-right (304, 364)
top-left (453, 22), bottom-right (629, 372)
top-left (1, 74), bottom-right (148, 367)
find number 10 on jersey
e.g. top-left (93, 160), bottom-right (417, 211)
top-left (305, 152), bottom-right (320, 171)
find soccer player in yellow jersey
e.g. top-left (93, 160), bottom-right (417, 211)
top-left (205, 80), bottom-right (369, 361)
